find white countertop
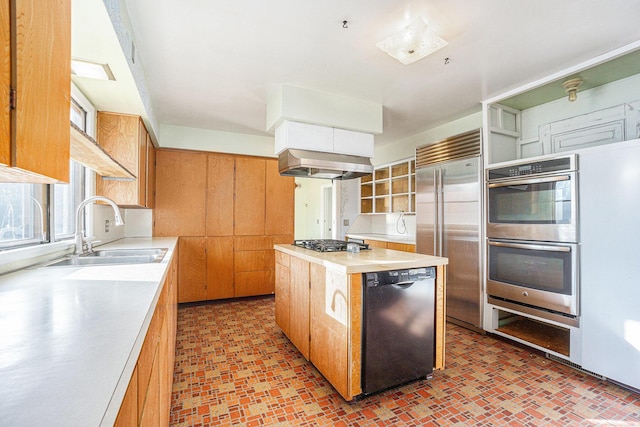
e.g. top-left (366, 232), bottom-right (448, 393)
top-left (275, 244), bottom-right (447, 274)
top-left (346, 233), bottom-right (417, 245)
top-left (0, 237), bottom-right (178, 427)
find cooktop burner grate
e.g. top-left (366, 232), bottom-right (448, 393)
top-left (292, 239), bottom-right (369, 252)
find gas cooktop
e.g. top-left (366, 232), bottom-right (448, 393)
top-left (292, 239), bottom-right (369, 252)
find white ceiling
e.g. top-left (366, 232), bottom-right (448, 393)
top-left (76, 0), bottom-right (640, 147)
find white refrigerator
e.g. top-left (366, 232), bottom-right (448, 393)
top-left (579, 140), bottom-right (640, 390)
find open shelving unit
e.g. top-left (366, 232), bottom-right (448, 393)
top-left (360, 158), bottom-right (415, 214)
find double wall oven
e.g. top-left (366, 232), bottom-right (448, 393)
top-left (486, 154), bottom-right (579, 326)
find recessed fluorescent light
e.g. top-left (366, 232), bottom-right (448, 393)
top-left (376, 17), bottom-right (448, 65)
top-left (71, 58), bottom-right (116, 81)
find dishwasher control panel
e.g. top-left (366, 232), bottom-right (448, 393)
top-left (364, 267), bottom-right (435, 287)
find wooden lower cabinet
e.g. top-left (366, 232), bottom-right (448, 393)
top-left (288, 256), bottom-right (310, 360)
top-left (387, 242), bottom-right (416, 252)
top-left (310, 264), bottom-right (351, 398)
top-left (234, 236), bottom-right (274, 297)
top-left (363, 238), bottom-right (416, 253)
top-left (274, 255), bottom-right (356, 398)
top-left (114, 253), bottom-right (178, 427)
top-left (274, 251), bottom-right (290, 333)
top-left (140, 347), bottom-right (160, 426)
top-left (207, 237), bottom-right (235, 300)
top-left (178, 237), bottom-right (207, 303)
top-left (177, 235), bottom-right (293, 303)
top-left (364, 239), bottom-right (387, 249)
top-left (113, 367), bottom-right (137, 427)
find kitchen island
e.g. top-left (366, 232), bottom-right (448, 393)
top-left (274, 244), bottom-right (448, 401)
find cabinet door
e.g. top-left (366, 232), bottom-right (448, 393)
top-left (275, 252), bottom-right (290, 335)
top-left (137, 307), bottom-right (160, 424)
top-left (366, 239), bottom-right (387, 249)
top-left (310, 265), bottom-right (349, 398)
top-left (158, 312), bottom-right (171, 427)
top-left (387, 242), bottom-right (416, 252)
top-left (235, 271), bottom-right (274, 297)
top-left (178, 237), bottom-right (207, 303)
top-left (289, 256), bottom-right (310, 359)
top-left (234, 157), bottom-right (265, 235)
top-left (265, 158), bottom-right (295, 236)
top-left (206, 153), bottom-right (234, 236)
top-left (0, 0), bottom-right (9, 166)
top-left (96, 113), bottom-right (142, 206)
top-left (137, 119), bottom-right (147, 205)
top-left (154, 150), bottom-right (207, 236)
top-left (139, 346), bottom-right (160, 427)
top-left (206, 236), bottom-right (234, 300)
top-left (114, 367), bottom-right (138, 427)
top-left (146, 134), bottom-right (156, 208)
top-left (8, 0), bottom-right (71, 182)
top-left (234, 236), bottom-right (274, 297)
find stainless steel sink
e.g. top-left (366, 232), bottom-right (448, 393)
top-left (44, 248), bottom-right (167, 267)
top-left (84, 248), bottom-right (167, 259)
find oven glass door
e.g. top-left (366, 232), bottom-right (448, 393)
top-left (487, 172), bottom-right (577, 242)
top-left (487, 240), bottom-right (578, 316)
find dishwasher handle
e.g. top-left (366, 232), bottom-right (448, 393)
top-left (392, 281), bottom-right (416, 288)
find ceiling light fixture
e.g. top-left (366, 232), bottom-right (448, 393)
top-left (71, 58), bottom-right (116, 81)
top-left (562, 77), bottom-right (583, 102)
top-left (376, 17), bottom-right (448, 65)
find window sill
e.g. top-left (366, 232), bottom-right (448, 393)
top-left (0, 241), bottom-right (75, 276)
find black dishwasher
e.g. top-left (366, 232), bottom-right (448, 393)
top-left (362, 267), bottom-right (436, 395)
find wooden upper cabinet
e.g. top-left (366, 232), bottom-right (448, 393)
top-left (234, 157), bottom-right (266, 235)
top-left (146, 134), bottom-right (156, 208)
top-left (154, 149), bottom-right (207, 237)
top-left (265, 158), bottom-right (295, 236)
top-left (0, 0), bottom-right (71, 183)
top-left (95, 112), bottom-right (155, 207)
top-left (1, 0), bottom-right (9, 167)
top-left (206, 153), bottom-right (234, 236)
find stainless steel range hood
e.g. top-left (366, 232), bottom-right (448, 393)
top-left (278, 149), bottom-right (373, 180)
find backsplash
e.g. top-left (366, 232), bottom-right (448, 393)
top-left (346, 212), bottom-right (416, 238)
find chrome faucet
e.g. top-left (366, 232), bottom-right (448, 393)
top-left (75, 196), bottom-right (124, 255)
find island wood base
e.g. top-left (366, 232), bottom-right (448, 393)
top-left (275, 246), bottom-right (447, 401)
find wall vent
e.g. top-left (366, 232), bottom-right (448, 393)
top-left (416, 128), bottom-right (481, 168)
top-left (545, 353), bottom-right (606, 380)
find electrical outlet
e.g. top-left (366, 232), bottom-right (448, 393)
top-left (105, 219), bottom-right (110, 233)
top-left (343, 219), bottom-right (350, 226)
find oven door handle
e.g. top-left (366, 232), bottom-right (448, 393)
top-left (487, 174), bottom-right (570, 188)
top-left (488, 240), bottom-right (572, 252)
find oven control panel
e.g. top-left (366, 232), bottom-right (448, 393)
top-left (487, 155), bottom-right (576, 181)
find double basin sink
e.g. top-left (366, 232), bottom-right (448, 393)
top-left (45, 248), bottom-right (167, 267)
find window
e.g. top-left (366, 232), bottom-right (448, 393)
top-left (0, 184), bottom-right (48, 249)
top-left (53, 96), bottom-right (88, 240)
top-left (70, 98), bottom-right (87, 130)
top-left (53, 161), bottom-right (85, 240)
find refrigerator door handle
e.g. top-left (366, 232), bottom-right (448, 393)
top-left (438, 168), bottom-right (444, 256)
top-left (433, 168), bottom-right (439, 255)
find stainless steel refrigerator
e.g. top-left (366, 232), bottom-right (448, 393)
top-left (415, 129), bottom-right (483, 330)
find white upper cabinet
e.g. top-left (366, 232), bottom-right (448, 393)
top-left (275, 120), bottom-right (374, 157)
top-left (483, 42), bottom-right (640, 165)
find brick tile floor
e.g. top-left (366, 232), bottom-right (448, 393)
top-left (170, 296), bottom-right (640, 426)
